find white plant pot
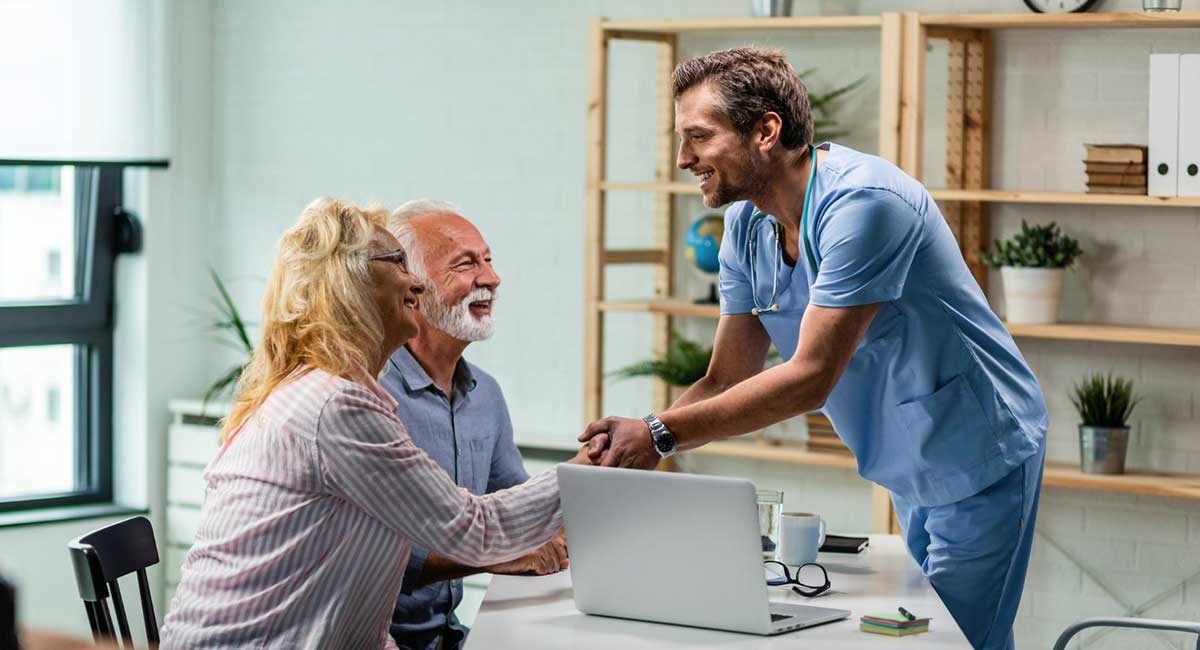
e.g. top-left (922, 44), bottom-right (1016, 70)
top-left (1000, 267), bottom-right (1066, 324)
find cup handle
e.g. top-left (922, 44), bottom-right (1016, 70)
top-left (818, 518), bottom-right (826, 548)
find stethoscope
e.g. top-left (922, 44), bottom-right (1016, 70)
top-left (746, 145), bottom-right (819, 316)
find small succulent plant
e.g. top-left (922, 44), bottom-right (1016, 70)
top-left (981, 221), bottom-right (1083, 269)
top-left (1070, 372), bottom-right (1140, 429)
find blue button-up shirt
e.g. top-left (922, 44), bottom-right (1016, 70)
top-left (380, 346), bottom-right (528, 650)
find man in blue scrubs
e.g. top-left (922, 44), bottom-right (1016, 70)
top-left (582, 48), bottom-right (1047, 650)
top-left (384, 200), bottom-right (569, 650)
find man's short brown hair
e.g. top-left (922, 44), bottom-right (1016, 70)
top-left (672, 47), bottom-right (813, 151)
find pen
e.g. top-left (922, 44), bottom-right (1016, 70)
top-left (898, 606), bottom-right (916, 621)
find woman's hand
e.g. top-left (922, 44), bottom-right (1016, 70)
top-left (567, 433), bottom-right (609, 465)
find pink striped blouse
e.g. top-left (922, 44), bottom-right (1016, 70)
top-left (159, 368), bottom-right (562, 649)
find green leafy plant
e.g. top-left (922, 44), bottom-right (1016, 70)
top-left (1070, 372), bottom-right (1140, 428)
top-left (981, 220), bottom-right (1083, 269)
top-left (204, 268), bottom-right (254, 405)
top-left (803, 69), bottom-right (868, 142)
top-left (609, 332), bottom-right (712, 387)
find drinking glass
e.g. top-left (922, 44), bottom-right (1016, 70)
top-left (756, 489), bottom-right (784, 560)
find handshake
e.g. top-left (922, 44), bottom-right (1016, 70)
top-left (567, 415), bottom-right (666, 471)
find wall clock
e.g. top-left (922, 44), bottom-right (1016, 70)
top-left (1022, 0), bottom-right (1102, 11)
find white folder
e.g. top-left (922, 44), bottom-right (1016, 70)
top-left (1178, 54), bottom-right (1200, 198)
top-left (1149, 53), bottom-right (1180, 198)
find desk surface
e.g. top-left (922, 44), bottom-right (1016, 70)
top-left (467, 535), bottom-right (969, 648)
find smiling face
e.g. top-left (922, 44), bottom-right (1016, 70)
top-left (366, 227), bottom-right (425, 350)
top-left (411, 213), bottom-right (501, 342)
top-left (675, 82), bottom-right (769, 208)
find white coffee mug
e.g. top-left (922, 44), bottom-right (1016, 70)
top-left (780, 512), bottom-right (826, 565)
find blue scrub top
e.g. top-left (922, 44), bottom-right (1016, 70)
top-left (718, 143), bottom-right (1047, 507)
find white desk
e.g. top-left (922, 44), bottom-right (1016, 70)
top-left (467, 535), bottom-right (970, 648)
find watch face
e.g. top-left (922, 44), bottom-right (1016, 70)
top-left (1022, 0), bottom-right (1100, 12)
top-left (654, 436), bottom-right (674, 453)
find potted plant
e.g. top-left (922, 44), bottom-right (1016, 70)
top-left (981, 221), bottom-right (1082, 324)
top-left (1070, 372), bottom-right (1140, 474)
top-left (610, 331), bottom-right (711, 403)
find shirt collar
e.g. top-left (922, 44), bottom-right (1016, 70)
top-left (388, 345), bottom-right (477, 397)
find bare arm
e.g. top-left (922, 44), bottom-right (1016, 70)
top-left (583, 303), bottom-right (880, 469)
top-left (417, 531), bottom-right (570, 586)
top-left (670, 314), bottom-right (773, 409)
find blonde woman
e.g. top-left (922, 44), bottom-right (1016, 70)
top-left (160, 198), bottom-right (602, 649)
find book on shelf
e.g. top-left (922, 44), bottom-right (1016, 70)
top-left (1083, 143), bottom-right (1148, 163)
top-left (1086, 184), bottom-right (1148, 195)
top-left (1086, 172), bottom-right (1147, 187)
top-left (1084, 161), bottom-right (1147, 174)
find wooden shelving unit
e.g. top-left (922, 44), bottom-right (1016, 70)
top-left (679, 441), bottom-right (1200, 500)
top-left (599, 301), bottom-right (1200, 348)
top-left (582, 11), bottom-right (1200, 537)
top-left (928, 188), bottom-right (1200, 208)
top-left (1006, 322), bottom-right (1200, 348)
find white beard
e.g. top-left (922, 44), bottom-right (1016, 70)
top-left (423, 285), bottom-right (496, 342)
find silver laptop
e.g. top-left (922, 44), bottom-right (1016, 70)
top-left (558, 464), bottom-right (851, 635)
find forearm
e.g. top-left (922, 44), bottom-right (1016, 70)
top-left (416, 552), bottom-right (486, 587)
top-left (671, 375), bottom-right (733, 409)
top-left (660, 359), bottom-right (829, 450)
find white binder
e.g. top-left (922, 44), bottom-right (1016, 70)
top-left (1178, 54), bottom-right (1200, 197)
top-left (1149, 53), bottom-right (1180, 197)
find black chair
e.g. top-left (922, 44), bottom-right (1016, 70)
top-left (1, 573), bottom-right (17, 650)
top-left (67, 516), bottom-right (160, 648)
top-left (1053, 617), bottom-right (1200, 650)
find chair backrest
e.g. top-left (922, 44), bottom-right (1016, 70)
top-left (67, 516), bottom-right (160, 648)
top-left (1, 573), bottom-right (17, 650)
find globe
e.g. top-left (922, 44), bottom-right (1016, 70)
top-left (684, 214), bottom-right (724, 303)
top-left (684, 214), bottom-right (724, 274)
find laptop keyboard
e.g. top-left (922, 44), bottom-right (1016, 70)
top-left (771, 613), bottom-right (794, 622)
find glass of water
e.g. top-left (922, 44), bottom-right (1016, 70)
top-left (756, 489), bottom-right (784, 560)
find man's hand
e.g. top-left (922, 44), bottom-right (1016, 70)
top-left (567, 432), bottom-right (609, 465)
top-left (579, 416), bottom-right (659, 470)
top-left (487, 531), bottom-right (568, 576)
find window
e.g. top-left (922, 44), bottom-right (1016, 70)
top-left (0, 159), bottom-right (165, 513)
top-left (46, 249), bottom-right (62, 287)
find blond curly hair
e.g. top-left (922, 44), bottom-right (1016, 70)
top-left (221, 197), bottom-right (390, 442)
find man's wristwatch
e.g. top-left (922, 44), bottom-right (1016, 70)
top-left (642, 414), bottom-right (677, 459)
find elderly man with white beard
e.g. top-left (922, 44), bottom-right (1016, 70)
top-left (380, 200), bottom-right (569, 650)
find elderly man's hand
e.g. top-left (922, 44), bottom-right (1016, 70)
top-left (579, 416), bottom-right (660, 470)
top-left (487, 530), bottom-right (568, 576)
top-left (567, 432), bottom-right (609, 465)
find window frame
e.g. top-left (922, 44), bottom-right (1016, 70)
top-left (0, 158), bottom-right (167, 513)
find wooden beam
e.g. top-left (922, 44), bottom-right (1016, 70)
top-left (943, 38), bottom-right (966, 248)
top-left (877, 13), bottom-right (903, 165)
top-left (603, 29), bottom-right (674, 43)
top-left (925, 26), bottom-right (979, 41)
top-left (600, 15), bottom-right (884, 33)
top-left (962, 32), bottom-right (991, 292)
top-left (602, 249), bottom-right (669, 265)
top-left (872, 485), bottom-right (897, 534)
top-left (928, 188), bottom-right (1200, 207)
top-left (920, 11), bottom-right (1200, 30)
top-left (653, 36), bottom-right (678, 412)
top-left (583, 19), bottom-right (608, 425)
top-left (899, 12), bottom-right (925, 180)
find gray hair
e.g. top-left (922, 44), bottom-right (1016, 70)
top-left (388, 199), bottom-right (458, 281)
